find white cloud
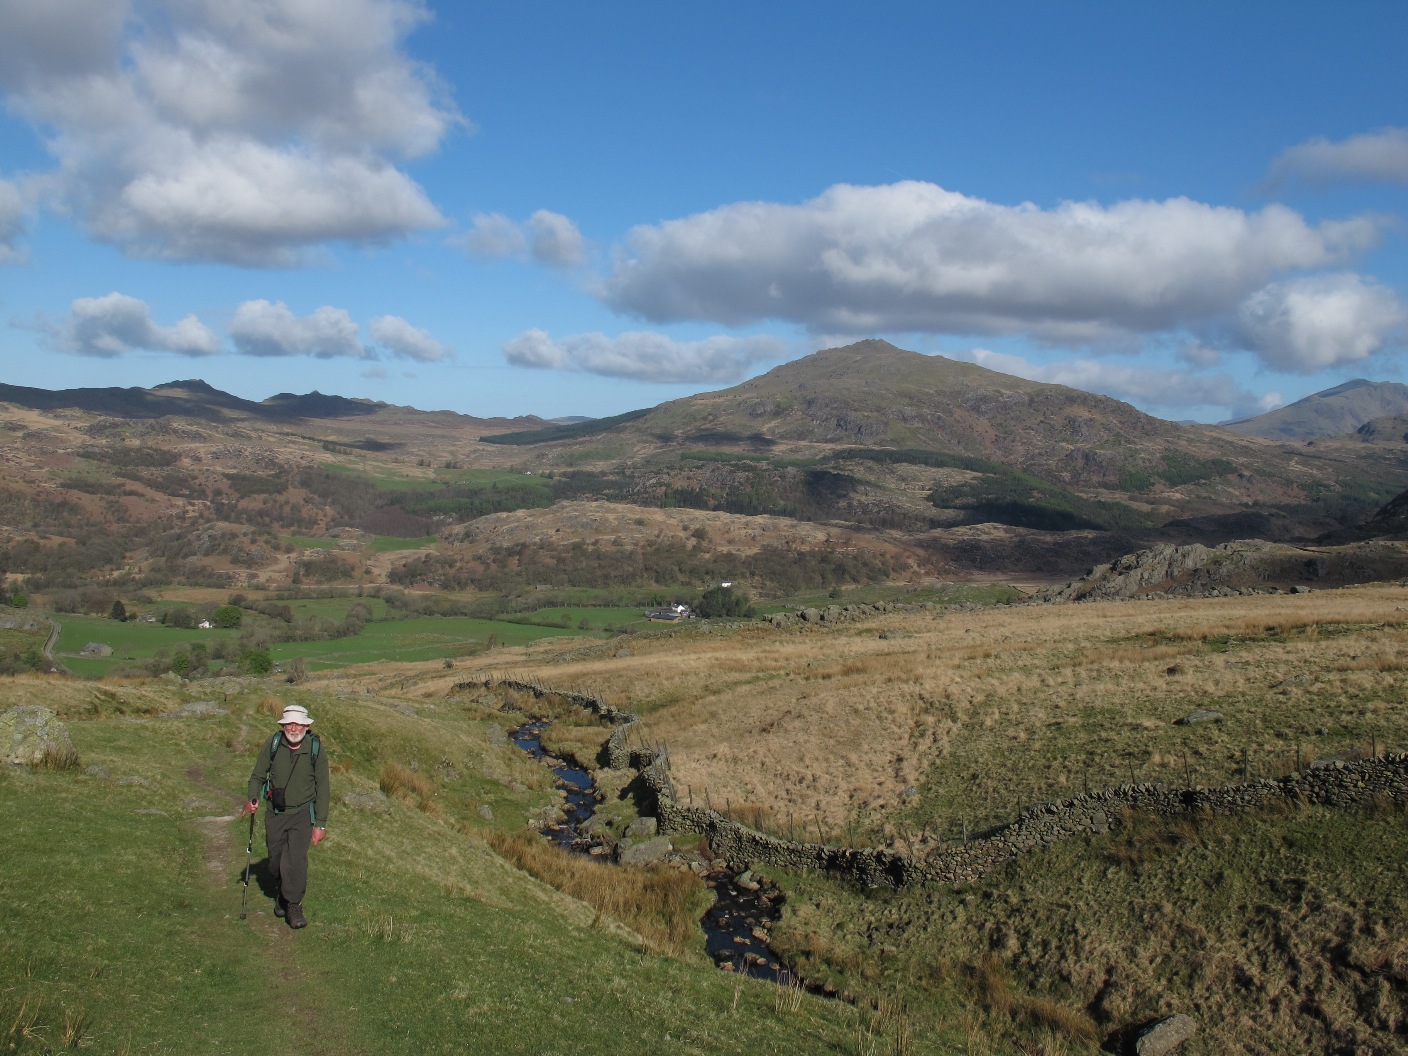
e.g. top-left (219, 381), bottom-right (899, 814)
top-left (526, 210), bottom-right (586, 266)
top-left (457, 212), bottom-right (528, 258)
top-left (1265, 127), bottom-right (1408, 189)
top-left (960, 348), bottom-right (1278, 420)
top-left (0, 0), bottom-right (457, 265)
top-left (38, 292), bottom-right (222, 357)
top-left (601, 180), bottom-right (1381, 342)
top-left (228, 300), bottom-right (370, 359)
top-left (454, 209), bottom-right (586, 267)
top-left (503, 328), bottom-right (787, 383)
top-left (1232, 273), bottom-right (1407, 373)
top-left (0, 179), bottom-right (25, 262)
top-left (369, 315), bottom-right (450, 362)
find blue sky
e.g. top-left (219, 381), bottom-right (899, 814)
top-left (1, 1), bottom-right (1405, 422)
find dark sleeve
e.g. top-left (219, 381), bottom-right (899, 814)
top-left (247, 735), bottom-right (274, 803)
top-left (313, 739), bottom-right (330, 828)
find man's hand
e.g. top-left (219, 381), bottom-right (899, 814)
top-left (311, 827), bottom-right (327, 847)
top-left (240, 799), bottom-right (259, 817)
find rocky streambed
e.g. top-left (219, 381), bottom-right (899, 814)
top-left (510, 717), bottom-right (795, 982)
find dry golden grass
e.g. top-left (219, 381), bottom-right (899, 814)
top-left (379, 763), bottom-right (440, 815)
top-left (484, 829), bottom-right (708, 958)
top-left (425, 583), bottom-right (1408, 846)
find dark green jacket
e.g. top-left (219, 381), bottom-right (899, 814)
top-left (248, 732), bottom-right (329, 827)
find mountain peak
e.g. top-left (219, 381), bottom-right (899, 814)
top-left (1224, 379), bottom-right (1408, 440)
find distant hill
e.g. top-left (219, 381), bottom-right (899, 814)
top-left (589, 340), bottom-right (1267, 489)
top-left (1317, 485), bottom-right (1408, 544)
top-left (0, 378), bottom-right (545, 434)
top-left (1222, 379), bottom-right (1408, 441)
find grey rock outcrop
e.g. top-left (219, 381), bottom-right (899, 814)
top-left (1038, 538), bottom-right (1408, 602)
top-left (2, 705), bottom-right (78, 767)
top-left (624, 816), bottom-right (658, 839)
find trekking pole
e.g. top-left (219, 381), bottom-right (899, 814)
top-left (239, 807), bottom-right (256, 920)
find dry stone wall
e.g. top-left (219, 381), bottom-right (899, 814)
top-left (460, 678), bottom-right (1408, 889)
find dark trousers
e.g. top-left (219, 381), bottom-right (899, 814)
top-left (265, 808), bottom-right (312, 905)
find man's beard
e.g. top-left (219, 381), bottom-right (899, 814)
top-left (284, 729), bottom-right (306, 746)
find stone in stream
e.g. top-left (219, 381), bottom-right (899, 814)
top-left (616, 835), bottom-right (673, 865)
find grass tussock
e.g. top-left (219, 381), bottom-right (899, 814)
top-left (379, 763), bottom-right (440, 815)
top-left (37, 743), bottom-right (81, 771)
top-left (255, 695), bottom-right (285, 719)
top-left (485, 829), bottom-right (707, 958)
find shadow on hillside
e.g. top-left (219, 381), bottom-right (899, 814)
top-left (231, 859), bottom-right (280, 901)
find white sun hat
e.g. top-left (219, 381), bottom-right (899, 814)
top-left (278, 705), bottom-right (314, 726)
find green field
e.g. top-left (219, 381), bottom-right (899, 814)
top-left (54, 614), bottom-right (244, 677)
top-left (496, 606), bottom-right (652, 631)
top-left (271, 616), bottom-right (585, 670)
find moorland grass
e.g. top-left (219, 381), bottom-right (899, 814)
top-left (463, 585), bottom-right (1408, 845)
top-left (0, 677), bottom-right (869, 1056)
top-left (766, 800), bottom-right (1408, 1056)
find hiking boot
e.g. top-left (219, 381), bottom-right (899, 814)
top-left (274, 897), bottom-right (287, 919)
top-left (286, 902), bottom-right (308, 930)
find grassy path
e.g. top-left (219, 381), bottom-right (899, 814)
top-left (2, 681), bottom-right (872, 1055)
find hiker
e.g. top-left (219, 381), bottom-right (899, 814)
top-left (241, 704), bottom-right (329, 929)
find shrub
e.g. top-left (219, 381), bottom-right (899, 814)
top-left (239, 649), bottom-right (273, 675)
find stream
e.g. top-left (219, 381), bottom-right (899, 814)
top-left (510, 718), bottom-right (792, 983)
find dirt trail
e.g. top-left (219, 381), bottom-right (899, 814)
top-left (185, 765), bottom-right (361, 1054)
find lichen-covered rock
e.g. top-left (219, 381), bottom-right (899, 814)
top-left (2, 705), bottom-right (78, 767)
top-left (340, 790), bottom-right (392, 814)
top-left (1173, 710), bottom-right (1223, 726)
top-left (624, 816), bottom-right (658, 839)
top-left (1134, 1013), bottom-right (1197, 1056)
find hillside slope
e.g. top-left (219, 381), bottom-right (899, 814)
top-left (1223, 379), bottom-right (1408, 441)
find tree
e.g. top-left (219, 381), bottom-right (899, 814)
top-left (214, 604), bottom-right (242, 628)
top-left (239, 649), bottom-right (273, 675)
top-left (110, 599), bottom-right (128, 622)
top-left (286, 656), bottom-right (309, 683)
top-left (695, 585), bottom-right (753, 619)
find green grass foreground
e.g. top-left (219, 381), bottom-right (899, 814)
top-left (0, 678), bottom-right (865, 1056)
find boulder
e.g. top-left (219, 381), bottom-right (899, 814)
top-left (1134, 1014), bottom-right (1197, 1056)
top-left (340, 790), bottom-right (392, 814)
top-left (2, 705), bottom-right (78, 767)
top-left (617, 835), bottom-right (672, 865)
top-left (624, 816), bottom-right (658, 839)
top-left (485, 723), bottom-right (508, 748)
top-left (1173, 710), bottom-right (1223, 726)
top-left (477, 804), bottom-right (494, 821)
